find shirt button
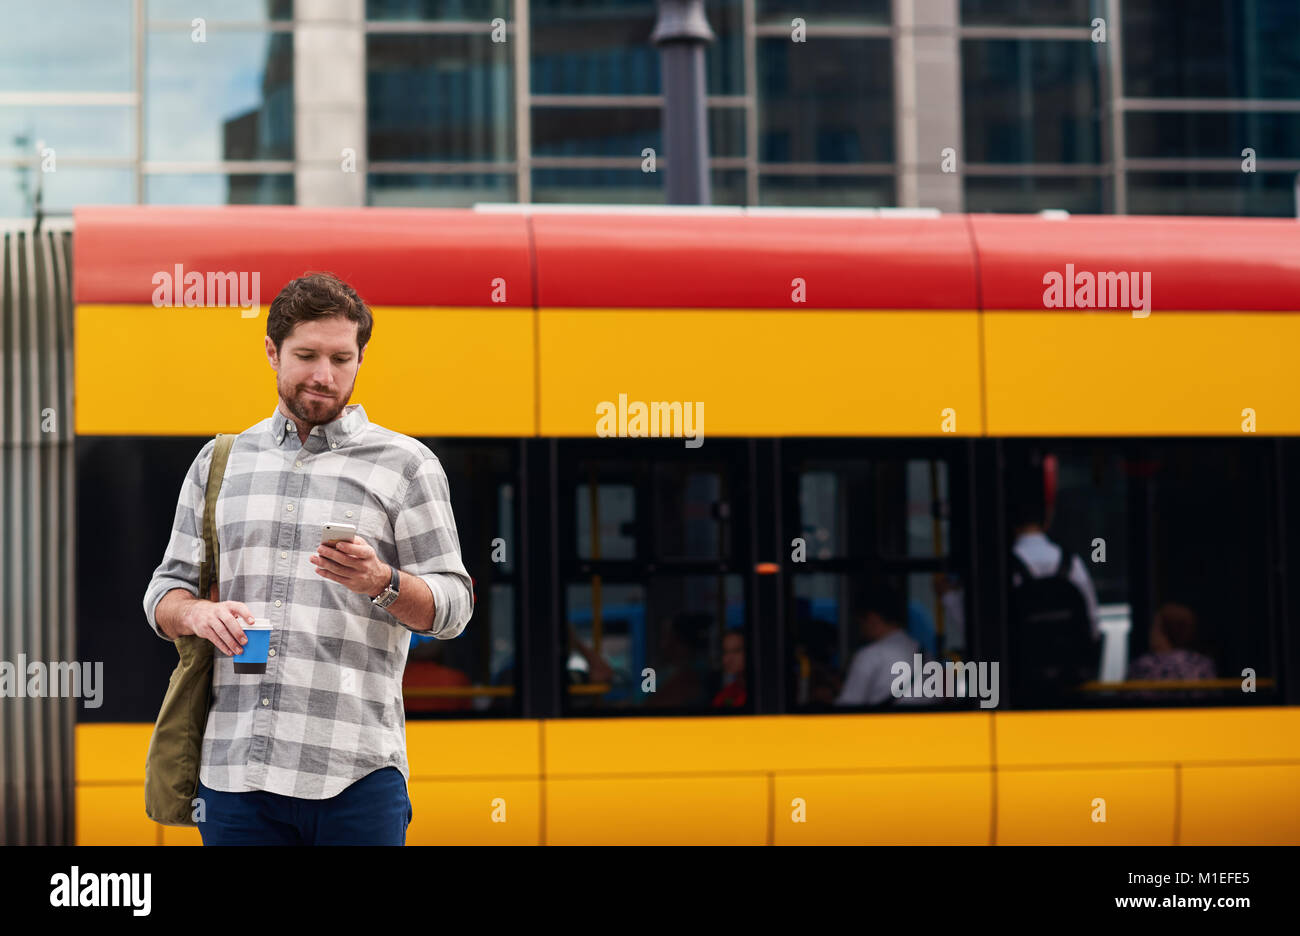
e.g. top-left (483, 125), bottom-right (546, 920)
top-left (331, 442), bottom-right (339, 449)
top-left (295, 460), bottom-right (302, 469)
top-left (261, 698), bottom-right (269, 706)
top-left (268, 649), bottom-right (276, 657)
top-left (280, 551), bottom-right (288, 559)
top-left (274, 599), bottom-right (282, 608)
top-left (286, 504), bottom-right (294, 512)
top-left (345, 510), bottom-right (353, 518)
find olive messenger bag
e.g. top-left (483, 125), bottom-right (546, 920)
top-left (143, 432), bottom-right (236, 827)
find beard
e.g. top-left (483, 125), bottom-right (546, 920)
top-left (280, 374), bottom-right (354, 428)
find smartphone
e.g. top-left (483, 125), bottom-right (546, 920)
top-left (320, 522), bottom-right (358, 545)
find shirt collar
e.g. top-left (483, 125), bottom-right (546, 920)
top-left (270, 403), bottom-right (368, 450)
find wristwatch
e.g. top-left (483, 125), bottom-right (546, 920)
top-left (371, 564), bottom-right (400, 609)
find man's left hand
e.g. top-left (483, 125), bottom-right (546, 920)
top-left (312, 536), bottom-right (390, 598)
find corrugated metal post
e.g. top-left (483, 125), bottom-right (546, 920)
top-left (0, 219), bottom-right (76, 845)
top-left (652, 0), bottom-right (714, 205)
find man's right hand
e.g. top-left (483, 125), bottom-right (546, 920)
top-left (182, 599), bottom-right (254, 656)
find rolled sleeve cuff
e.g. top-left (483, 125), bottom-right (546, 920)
top-left (143, 578), bottom-right (197, 642)
top-left (404, 572), bottom-right (472, 639)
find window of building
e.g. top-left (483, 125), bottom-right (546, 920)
top-left (0, 168), bottom-right (135, 216)
top-left (532, 167), bottom-right (747, 205)
top-left (147, 28), bottom-right (293, 162)
top-left (1125, 171), bottom-right (1297, 216)
top-left (145, 173), bottom-right (294, 204)
top-left (961, 39), bottom-right (1101, 164)
top-left (965, 174), bottom-right (1105, 213)
top-left (531, 0), bottom-right (743, 97)
top-left (366, 33), bottom-right (514, 163)
top-left (149, 0), bottom-right (292, 19)
top-left (960, 0), bottom-right (1093, 27)
top-left (758, 174), bottom-right (895, 207)
top-left (367, 0), bottom-right (508, 19)
top-left (0, 0), bottom-right (134, 92)
top-left (1125, 112), bottom-right (1300, 161)
top-left (367, 172), bottom-right (517, 206)
top-left (756, 0), bottom-right (890, 26)
top-left (758, 38), bottom-right (894, 165)
top-left (1123, 0), bottom-right (1300, 100)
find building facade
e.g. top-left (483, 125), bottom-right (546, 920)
top-left (1, 0), bottom-right (1297, 215)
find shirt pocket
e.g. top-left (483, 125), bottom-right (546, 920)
top-left (357, 502), bottom-right (395, 563)
top-left (314, 482), bottom-right (367, 541)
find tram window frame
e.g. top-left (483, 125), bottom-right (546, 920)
top-left (403, 437), bottom-right (524, 719)
top-left (998, 438), bottom-right (1284, 710)
top-left (778, 438), bottom-right (978, 715)
top-left (555, 438), bottom-right (755, 717)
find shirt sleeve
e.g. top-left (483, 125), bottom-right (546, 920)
top-left (392, 452), bottom-right (474, 639)
top-left (834, 649), bottom-right (871, 706)
top-left (142, 439), bottom-right (215, 642)
top-left (1069, 554), bottom-right (1102, 641)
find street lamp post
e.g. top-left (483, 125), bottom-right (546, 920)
top-left (652, 0), bottom-right (715, 205)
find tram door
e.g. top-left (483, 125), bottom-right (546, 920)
top-left (556, 440), bottom-right (752, 714)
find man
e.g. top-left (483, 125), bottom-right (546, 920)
top-left (143, 272), bottom-right (473, 845)
top-left (834, 578), bottom-right (919, 707)
top-left (1006, 458), bottom-right (1101, 700)
top-left (1008, 462), bottom-right (1100, 640)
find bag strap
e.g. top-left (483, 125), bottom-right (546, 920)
top-left (197, 433), bottom-right (237, 600)
top-left (1055, 550), bottom-right (1075, 580)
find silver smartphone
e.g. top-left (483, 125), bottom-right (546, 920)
top-left (320, 521), bottom-right (358, 545)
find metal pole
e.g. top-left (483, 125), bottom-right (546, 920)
top-left (652, 0), bottom-right (714, 205)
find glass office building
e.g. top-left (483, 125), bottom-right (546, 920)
top-left (1, 0), bottom-right (1296, 215)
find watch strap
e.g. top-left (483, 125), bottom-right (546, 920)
top-left (372, 564), bottom-right (400, 606)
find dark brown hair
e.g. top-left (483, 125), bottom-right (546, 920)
top-left (1155, 602), bottom-right (1199, 650)
top-left (267, 272), bottom-right (373, 353)
top-left (851, 573), bottom-right (905, 625)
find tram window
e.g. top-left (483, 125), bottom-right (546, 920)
top-left (789, 570), bottom-right (968, 710)
top-left (1003, 442), bottom-right (1279, 708)
top-left (404, 441), bottom-right (520, 716)
top-left (564, 574), bottom-right (746, 713)
top-left (797, 458), bottom-right (951, 559)
top-left (653, 463), bottom-right (731, 561)
top-left (560, 441), bottom-right (752, 715)
top-left (784, 444), bottom-right (968, 713)
top-left (576, 480), bottom-right (637, 560)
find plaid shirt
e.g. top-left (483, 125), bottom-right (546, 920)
top-left (143, 403), bottom-right (474, 799)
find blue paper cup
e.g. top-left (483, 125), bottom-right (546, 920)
top-left (234, 619), bottom-right (272, 674)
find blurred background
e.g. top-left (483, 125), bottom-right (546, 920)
top-left (2, 0), bottom-right (1298, 217)
top-left (3, 1), bottom-right (1300, 847)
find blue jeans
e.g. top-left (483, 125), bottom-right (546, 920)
top-left (196, 767), bottom-right (412, 846)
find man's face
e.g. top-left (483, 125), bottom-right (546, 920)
top-left (265, 316), bottom-right (364, 427)
top-left (860, 611), bottom-right (887, 642)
